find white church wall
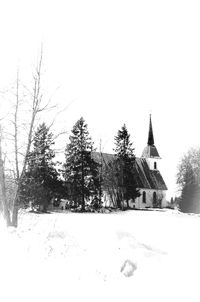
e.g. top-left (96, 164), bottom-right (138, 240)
top-left (129, 189), bottom-right (167, 209)
top-left (145, 157), bottom-right (160, 171)
top-left (102, 188), bottom-right (167, 209)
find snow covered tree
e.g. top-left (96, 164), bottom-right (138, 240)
top-left (63, 117), bottom-right (100, 211)
top-left (177, 147), bottom-right (200, 213)
top-left (21, 123), bottom-right (62, 211)
top-left (114, 124), bottom-right (140, 209)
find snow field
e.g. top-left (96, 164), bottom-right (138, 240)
top-left (0, 209), bottom-right (200, 301)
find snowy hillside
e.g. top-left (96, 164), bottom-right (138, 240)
top-left (0, 209), bottom-right (200, 302)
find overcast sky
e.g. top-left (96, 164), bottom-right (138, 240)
top-left (0, 0), bottom-right (200, 199)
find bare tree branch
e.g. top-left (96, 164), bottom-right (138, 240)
top-left (48, 97), bottom-right (78, 130)
top-left (14, 68), bottom-right (20, 180)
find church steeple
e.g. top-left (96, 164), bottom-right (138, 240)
top-left (141, 115), bottom-right (160, 160)
top-left (148, 114), bottom-right (154, 146)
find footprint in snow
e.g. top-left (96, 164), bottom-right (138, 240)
top-left (120, 259), bottom-right (137, 277)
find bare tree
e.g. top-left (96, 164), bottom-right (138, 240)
top-left (0, 125), bottom-right (12, 226)
top-left (12, 49), bottom-right (52, 226)
top-left (0, 49), bottom-right (52, 226)
top-left (14, 69), bottom-right (20, 182)
top-left (102, 159), bottom-right (118, 208)
top-left (0, 46), bottom-right (74, 226)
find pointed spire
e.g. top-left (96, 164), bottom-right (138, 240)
top-left (148, 114), bottom-right (154, 146)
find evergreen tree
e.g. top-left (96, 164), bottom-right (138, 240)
top-left (114, 124), bottom-right (140, 208)
top-left (21, 123), bottom-right (62, 211)
top-left (64, 117), bottom-right (100, 211)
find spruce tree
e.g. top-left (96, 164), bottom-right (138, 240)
top-left (64, 117), bottom-right (100, 211)
top-left (21, 123), bottom-right (61, 211)
top-left (114, 124), bottom-right (140, 208)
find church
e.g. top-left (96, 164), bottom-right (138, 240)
top-left (93, 115), bottom-right (168, 209)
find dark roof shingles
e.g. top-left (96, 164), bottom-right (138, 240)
top-left (135, 158), bottom-right (167, 190)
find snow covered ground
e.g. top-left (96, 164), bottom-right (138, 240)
top-left (1, 209), bottom-right (200, 302)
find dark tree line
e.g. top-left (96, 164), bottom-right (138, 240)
top-left (18, 118), bottom-right (140, 212)
top-left (177, 147), bottom-right (200, 213)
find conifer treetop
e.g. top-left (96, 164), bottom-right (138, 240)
top-left (114, 124), bottom-right (135, 159)
top-left (67, 117), bottom-right (94, 154)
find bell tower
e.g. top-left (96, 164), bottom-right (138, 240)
top-left (141, 115), bottom-right (161, 170)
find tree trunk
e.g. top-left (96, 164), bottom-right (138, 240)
top-left (81, 158), bottom-right (85, 211)
top-left (0, 139), bottom-right (11, 226)
top-left (11, 203), bottom-right (18, 227)
top-left (10, 185), bottom-right (20, 227)
top-left (80, 125), bottom-right (85, 212)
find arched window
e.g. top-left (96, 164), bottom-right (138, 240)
top-left (153, 192), bottom-right (157, 207)
top-left (154, 162), bottom-right (157, 169)
top-left (142, 191), bottom-right (146, 203)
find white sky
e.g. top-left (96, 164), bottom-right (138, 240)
top-left (0, 0), bottom-right (200, 199)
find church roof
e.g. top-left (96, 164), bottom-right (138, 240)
top-left (92, 152), bottom-right (113, 164)
top-left (141, 145), bottom-right (160, 158)
top-left (92, 152), bottom-right (167, 191)
top-left (135, 158), bottom-right (167, 190)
